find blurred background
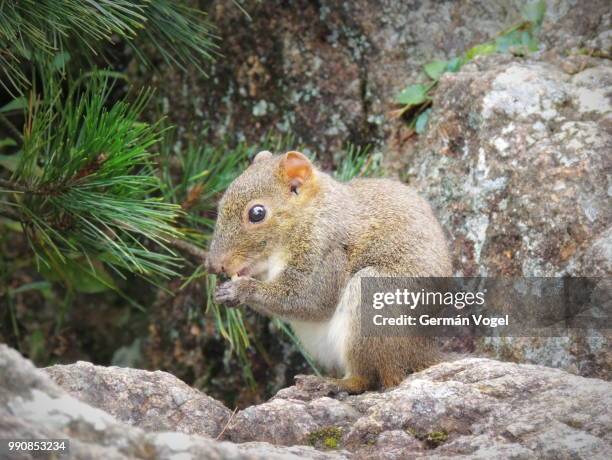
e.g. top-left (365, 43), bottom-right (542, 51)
top-left (1, 0), bottom-right (609, 408)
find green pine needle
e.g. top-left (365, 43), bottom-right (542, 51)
top-left (2, 75), bottom-right (184, 280)
top-left (0, 0), bottom-right (218, 94)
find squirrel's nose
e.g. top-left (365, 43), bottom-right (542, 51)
top-left (206, 255), bottom-right (226, 275)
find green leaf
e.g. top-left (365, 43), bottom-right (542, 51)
top-left (423, 60), bottom-right (448, 80)
top-left (415, 108), bottom-right (431, 134)
top-left (73, 266), bottom-right (116, 294)
top-left (465, 42), bottom-right (497, 60)
top-left (52, 51), bottom-right (71, 71)
top-left (19, 48), bottom-right (32, 60)
top-left (0, 97), bottom-right (27, 113)
top-left (496, 31), bottom-right (523, 52)
top-left (495, 29), bottom-right (540, 56)
top-left (395, 84), bottom-right (428, 106)
top-left (522, 31), bottom-right (540, 52)
top-left (0, 220), bottom-right (22, 231)
top-left (522, 0), bottom-right (546, 26)
top-left (333, 144), bottom-right (380, 181)
top-left (446, 57), bottom-right (464, 73)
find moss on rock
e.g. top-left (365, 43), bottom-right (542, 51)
top-left (308, 426), bottom-right (343, 450)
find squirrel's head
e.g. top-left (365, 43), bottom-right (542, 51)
top-left (207, 150), bottom-right (319, 279)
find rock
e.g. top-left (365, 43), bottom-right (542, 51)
top-left (223, 357), bottom-right (612, 458)
top-left (133, 0), bottom-right (610, 163)
top-left (3, 344), bottom-right (611, 458)
top-left (404, 57), bottom-right (611, 278)
top-left (44, 361), bottom-right (231, 438)
top-left (0, 345), bottom-right (345, 459)
top-left (398, 51), bottom-right (611, 379)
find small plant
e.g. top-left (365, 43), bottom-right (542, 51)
top-left (424, 430), bottom-right (449, 448)
top-left (406, 427), bottom-right (449, 449)
top-left (308, 426), bottom-right (343, 450)
top-left (391, 0), bottom-right (546, 134)
top-left (333, 144), bottom-right (382, 182)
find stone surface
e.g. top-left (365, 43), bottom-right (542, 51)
top-left (396, 52), bottom-right (611, 379)
top-left (221, 356), bottom-right (612, 458)
top-left (4, 344), bottom-right (611, 458)
top-left (403, 57), bottom-right (611, 278)
top-left (135, 0), bottom-right (610, 164)
top-left (44, 361), bottom-right (232, 438)
top-left (0, 345), bottom-right (345, 459)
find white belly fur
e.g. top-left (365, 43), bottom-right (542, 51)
top-left (289, 305), bottom-right (350, 376)
top-left (288, 271), bottom-right (365, 377)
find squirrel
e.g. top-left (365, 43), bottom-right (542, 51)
top-left (207, 150), bottom-right (452, 394)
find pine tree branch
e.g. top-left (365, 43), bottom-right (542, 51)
top-left (0, 206), bottom-right (22, 222)
top-left (2, 77), bottom-right (186, 280)
top-left (0, 178), bottom-right (28, 192)
top-left (0, 179), bottom-right (57, 195)
top-left (0, 0), bottom-right (218, 93)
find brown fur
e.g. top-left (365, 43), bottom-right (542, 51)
top-left (208, 151), bottom-right (452, 392)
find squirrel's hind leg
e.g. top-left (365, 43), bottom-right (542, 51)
top-left (294, 374), bottom-right (374, 395)
top-left (378, 364), bottom-right (405, 390)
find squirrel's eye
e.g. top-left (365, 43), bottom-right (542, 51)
top-left (248, 204), bottom-right (266, 223)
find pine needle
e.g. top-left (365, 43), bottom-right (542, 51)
top-left (2, 75), bottom-right (184, 281)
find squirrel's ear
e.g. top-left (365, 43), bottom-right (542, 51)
top-left (253, 150), bottom-right (273, 164)
top-left (279, 151), bottom-right (312, 193)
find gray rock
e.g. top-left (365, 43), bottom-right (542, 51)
top-left (223, 357), bottom-right (611, 458)
top-left (44, 361), bottom-right (231, 438)
top-left (404, 57), bottom-right (611, 278)
top-left (0, 345), bottom-right (344, 459)
top-left (135, 0), bottom-right (610, 162)
top-left (397, 53), bottom-right (611, 378)
top-left (2, 344), bottom-right (610, 458)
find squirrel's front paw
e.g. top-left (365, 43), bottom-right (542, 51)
top-left (214, 278), bottom-right (253, 307)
